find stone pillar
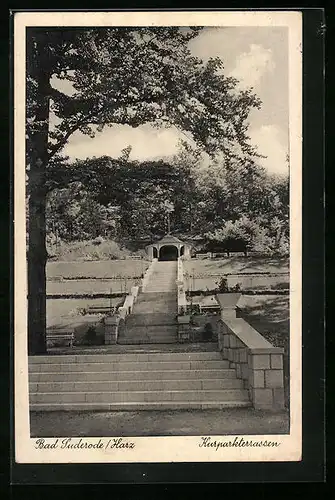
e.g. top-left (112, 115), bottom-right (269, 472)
top-left (220, 307), bottom-right (237, 320)
top-left (248, 350), bottom-right (285, 410)
top-left (183, 246), bottom-right (191, 259)
top-left (131, 286), bottom-right (139, 302)
top-left (118, 306), bottom-right (127, 319)
top-left (217, 317), bottom-right (286, 410)
top-left (104, 317), bottom-right (119, 345)
top-left (177, 315), bottom-right (191, 342)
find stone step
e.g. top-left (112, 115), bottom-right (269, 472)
top-left (30, 378), bottom-right (244, 393)
top-left (119, 335), bottom-right (178, 341)
top-left (30, 400), bottom-right (252, 412)
top-left (147, 278), bottom-right (176, 281)
top-left (117, 338), bottom-right (177, 345)
top-left (126, 314), bottom-right (177, 326)
top-left (135, 296), bottom-right (177, 303)
top-left (124, 322), bottom-right (177, 329)
top-left (29, 360), bottom-right (231, 373)
top-left (137, 292), bottom-right (176, 298)
top-left (121, 327), bottom-right (177, 337)
top-left (146, 282), bottom-right (176, 285)
top-left (29, 351), bottom-right (223, 363)
top-left (135, 295), bottom-right (176, 304)
top-left (145, 282), bottom-right (176, 285)
top-left (132, 302), bottom-right (177, 315)
top-left (146, 277), bottom-right (176, 280)
top-left (120, 333), bottom-right (178, 339)
top-left (30, 388), bottom-right (249, 404)
top-left (30, 368), bottom-right (237, 382)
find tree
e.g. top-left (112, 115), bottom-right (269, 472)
top-left (26, 27), bottom-right (261, 354)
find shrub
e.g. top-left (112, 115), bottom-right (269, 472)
top-left (203, 323), bottom-right (213, 341)
top-left (85, 326), bottom-right (97, 345)
top-left (205, 215), bottom-right (289, 256)
top-left (47, 239), bottom-right (131, 261)
top-left (230, 283), bottom-right (242, 292)
top-left (216, 277), bottom-right (229, 293)
top-left (92, 236), bottom-right (104, 245)
top-left (82, 325), bottom-right (104, 346)
top-left (179, 306), bottom-right (185, 316)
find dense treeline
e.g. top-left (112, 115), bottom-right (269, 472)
top-left (46, 142), bottom-right (289, 256)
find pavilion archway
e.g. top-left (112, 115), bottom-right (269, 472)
top-left (158, 245), bottom-right (179, 261)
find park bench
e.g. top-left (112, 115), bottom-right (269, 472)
top-left (46, 331), bottom-right (75, 348)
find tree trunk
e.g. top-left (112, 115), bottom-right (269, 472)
top-left (28, 190), bottom-right (47, 355)
top-left (27, 37), bottom-right (51, 355)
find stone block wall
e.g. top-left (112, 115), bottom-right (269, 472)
top-left (104, 316), bottom-right (120, 345)
top-left (217, 317), bottom-right (285, 411)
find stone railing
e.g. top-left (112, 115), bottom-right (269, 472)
top-left (141, 258), bottom-right (157, 291)
top-left (104, 285), bottom-right (139, 344)
top-left (176, 258), bottom-right (187, 314)
top-left (195, 252), bottom-right (212, 259)
top-left (217, 303), bottom-right (285, 411)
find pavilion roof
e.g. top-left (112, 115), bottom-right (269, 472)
top-left (155, 234), bottom-right (184, 245)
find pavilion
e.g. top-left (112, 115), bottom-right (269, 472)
top-left (145, 234), bottom-right (191, 261)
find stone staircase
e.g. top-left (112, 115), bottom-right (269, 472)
top-left (118, 261), bottom-right (178, 345)
top-left (29, 348), bottom-right (251, 411)
top-left (144, 261), bottom-right (177, 293)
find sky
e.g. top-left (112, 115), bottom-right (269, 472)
top-left (60, 27), bottom-right (289, 175)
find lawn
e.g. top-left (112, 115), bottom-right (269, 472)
top-left (46, 298), bottom-right (123, 327)
top-left (47, 259), bottom-right (149, 279)
top-left (237, 295), bottom-right (289, 347)
top-left (183, 256), bottom-right (289, 276)
top-left (185, 275), bottom-right (289, 292)
top-left (47, 278), bottom-right (139, 295)
top-left (183, 256), bottom-right (289, 292)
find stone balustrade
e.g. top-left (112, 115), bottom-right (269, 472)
top-left (176, 258), bottom-right (187, 314)
top-left (104, 285), bottom-right (139, 344)
top-left (217, 297), bottom-right (285, 411)
top-left (141, 258), bottom-right (157, 291)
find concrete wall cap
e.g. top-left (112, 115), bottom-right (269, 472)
top-left (178, 316), bottom-right (190, 324)
top-left (250, 347), bottom-right (284, 354)
top-left (104, 317), bottom-right (119, 325)
top-left (220, 318), bottom-right (276, 350)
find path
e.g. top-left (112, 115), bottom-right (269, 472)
top-left (30, 408), bottom-right (289, 437)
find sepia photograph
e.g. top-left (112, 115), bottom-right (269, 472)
top-left (14, 10), bottom-right (303, 464)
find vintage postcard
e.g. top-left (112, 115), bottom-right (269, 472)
top-left (14, 10), bottom-right (302, 464)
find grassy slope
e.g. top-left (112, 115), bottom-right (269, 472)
top-left (183, 257), bottom-right (289, 275)
top-left (47, 239), bottom-right (147, 262)
top-left (183, 257), bottom-right (289, 291)
top-left (47, 260), bottom-right (149, 279)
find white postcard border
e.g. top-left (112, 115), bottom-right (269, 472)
top-left (14, 10), bottom-right (302, 464)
